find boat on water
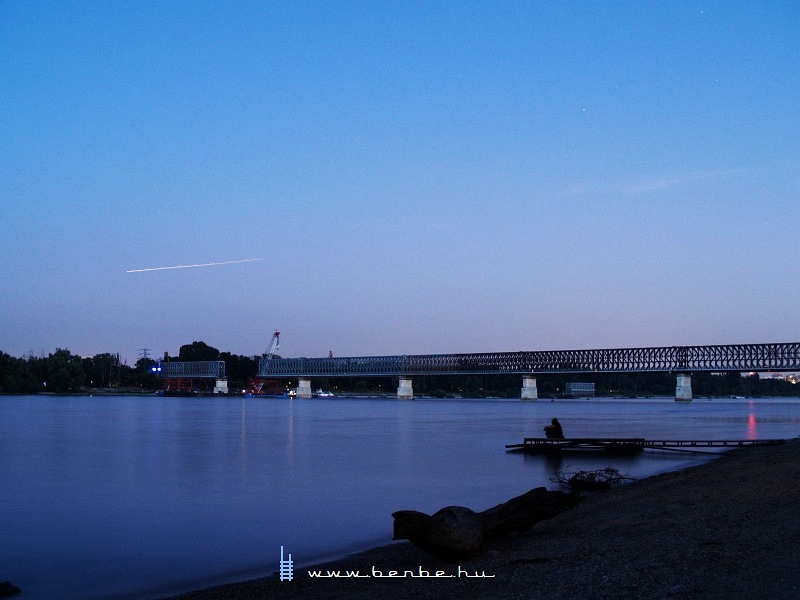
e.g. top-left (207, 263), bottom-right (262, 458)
top-left (313, 389), bottom-right (336, 398)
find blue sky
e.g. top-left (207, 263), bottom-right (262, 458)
top-left (1, 1), bottom-right (798, 364)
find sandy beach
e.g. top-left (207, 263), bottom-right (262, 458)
top-left (168, 438), bottom-right (800, 599)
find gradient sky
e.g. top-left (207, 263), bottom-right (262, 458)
top-left (2, 1), bottom-right (798, 364)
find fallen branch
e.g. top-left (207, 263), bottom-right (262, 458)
top-left (392, 487), bottom-right (580, 560)
top-left (550, 466), bottom-right (635, 491)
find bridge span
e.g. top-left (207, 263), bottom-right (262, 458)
top-left (257, 342), bottom-right (800, 400)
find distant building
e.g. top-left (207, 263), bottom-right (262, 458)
top-left (565, 382), bottom-right (595, 397)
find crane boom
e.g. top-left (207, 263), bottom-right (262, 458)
top-left (266, 330), bottom-right (280, 359)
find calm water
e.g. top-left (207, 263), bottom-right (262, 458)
top-left (1, 395), bottom-right (799, 599)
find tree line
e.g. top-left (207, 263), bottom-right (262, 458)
top-left (0, 341), bottom-right (264, 394)
top-left (1, 341), bottom-right (798, 397)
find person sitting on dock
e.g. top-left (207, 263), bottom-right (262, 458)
top-left (544, 418), bottom-right (564, 439)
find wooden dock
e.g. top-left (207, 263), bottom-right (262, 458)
top-left (505, 437), bottom-right (785, 455)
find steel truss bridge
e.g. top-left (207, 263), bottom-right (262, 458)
top-left (158, 361), bottom-right (226, 379)
top-left (257, 342), bottom-right (800, 378)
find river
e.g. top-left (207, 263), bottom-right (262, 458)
top-left (1, 394), bottom-right (798, 599)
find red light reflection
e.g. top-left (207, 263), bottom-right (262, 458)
top-left (747, 402), bottom-right (757, 440)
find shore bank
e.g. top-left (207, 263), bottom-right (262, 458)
top-left (168, 438), bottom-right (800, 599)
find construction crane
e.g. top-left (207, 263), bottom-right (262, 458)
top-left (266, 330), bottom-right (280, 359)
top-left (246, 330), bottom-right (282, 395)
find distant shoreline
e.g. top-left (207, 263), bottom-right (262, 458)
top-left (4, 391), bottom-right (799, 400)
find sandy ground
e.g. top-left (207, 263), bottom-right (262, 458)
top-left (167, 438), bottom-right (800, 600)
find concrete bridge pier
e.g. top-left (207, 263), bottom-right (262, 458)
top-left (296, 378), bottom-right (312, 399)
top-left (675, 374), bottom-right (692, 402)
top-left (397, 377), bottom-right (414, 400)
top-left (521, 376), bottom-right (538, 400)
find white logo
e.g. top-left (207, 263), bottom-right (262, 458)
top-left (279, 546), bottom-right (294, 582)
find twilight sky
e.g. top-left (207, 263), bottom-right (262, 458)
top-left (1, 1), bottom-right (798, 364)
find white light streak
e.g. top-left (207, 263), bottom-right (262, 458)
top-left (126, 257), bottom-right (263, 273)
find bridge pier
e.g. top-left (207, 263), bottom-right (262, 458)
top-left (521, 376), bottom-right (538, 400)
top-left (675, 374), bottom-right (692, 402)
top-left (397, 377), bottom-right (414, 400)
top-left (296, 378), bottom-right (312, 399)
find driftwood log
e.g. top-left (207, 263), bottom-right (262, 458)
top-left (392, 486), bottom-right (580, 560)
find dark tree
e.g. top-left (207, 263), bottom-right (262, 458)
top-left (45, 349), bottom-right (84, 392)
top-left (178, 341), bottom-right (220, 361)
top-left (0, 351), bottom-right (40, 393)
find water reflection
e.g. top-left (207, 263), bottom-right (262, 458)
top-left (287, 398), bottom-right (295, 468)
top-left (239, 397), bottom-right (247, 473)
top-left (748, 401), bottom-right (758, 440)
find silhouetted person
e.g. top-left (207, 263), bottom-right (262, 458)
top-left (544, 418), bottom-right (564, 439)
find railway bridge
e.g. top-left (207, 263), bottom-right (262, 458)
top-left (153, 360), bottom-right (228, 394)
top-left (256, 342), bottom-right (800, 400)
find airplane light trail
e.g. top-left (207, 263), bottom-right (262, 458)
top-left (126, 257), bottom-right (263, 273)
